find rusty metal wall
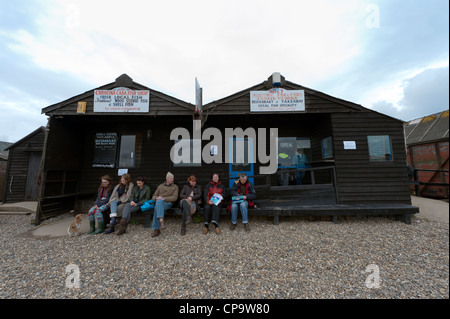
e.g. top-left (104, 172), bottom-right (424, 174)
top-left (408, 140), bottom-right (449, 198)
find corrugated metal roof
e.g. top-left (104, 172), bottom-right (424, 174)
top-left (405, 110), bottom-right (449, 145)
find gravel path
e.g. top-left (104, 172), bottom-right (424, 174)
top-left (0, 213), bottom-right (448, 299)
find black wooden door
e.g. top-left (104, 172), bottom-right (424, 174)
top-left (25, 152), bottom-right (42, 200)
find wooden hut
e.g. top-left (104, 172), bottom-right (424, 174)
top-left (35, 73), bottom-right (418, 224)
top-left (3, 127), bottom-right (45, 202)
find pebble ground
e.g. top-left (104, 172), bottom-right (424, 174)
top-left (0, 213), bottom-right (448, 299)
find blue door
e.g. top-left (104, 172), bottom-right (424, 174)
top-left (228, 137), bottom-right (254, 188)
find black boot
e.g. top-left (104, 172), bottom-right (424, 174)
top-left (104, 217), bottom-right (117, 234)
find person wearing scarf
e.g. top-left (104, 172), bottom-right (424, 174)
top-left (88, 175), bottom-right (113, 234)
top-left (104, 173), bottom-right (134, 234)
top-left (203, 172), bottom-right (225, 235)
top-left (229, 173), bottom-right (256, 232)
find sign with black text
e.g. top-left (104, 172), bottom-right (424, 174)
top-left (94, 87), bottom-right (149, 112)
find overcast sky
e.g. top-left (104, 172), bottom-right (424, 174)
top-left (0, 0), bottom-right (448, 142)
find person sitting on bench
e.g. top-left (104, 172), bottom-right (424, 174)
top-left (203, 172), bottom-right (225, 235)
top-left (115, 176), bottom-right (151, 236)
top-left (104, 173), bottom-right (134, 234)
top-left (229, 173), bottom-right (256, 232)
top-left (179, 175), bottom-right (202, 236)
top-left (151, 172), bottom-right (179, 238)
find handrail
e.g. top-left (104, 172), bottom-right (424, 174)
top-left (411, 168), bottom-right (449, 197)
top-left (186, 165), bottom-right (339, 202)
top-left (413, 168), bottom-right (449, 173)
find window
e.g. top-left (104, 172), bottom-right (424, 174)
top-left (277, 137), bottom-right (311, 168)
top-left (322, 136), bottom-right (333, 159)
top-left (119, 135), bottom-right (136, 167)
top-left (173, 139), bottom-right (202, 167)
top-left (367, 135), bottom-right (393, 161)
top-left (277, 137), bottom-right (312, 186)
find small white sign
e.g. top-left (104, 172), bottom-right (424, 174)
top-left (118, 168), bottom-right (128, 176)
top-left (94, 87), bottom-right (149, 112)
top-left (343, 141), bottom-right (357, 150)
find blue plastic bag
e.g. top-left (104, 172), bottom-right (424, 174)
top-left (141, 199), bottom-right (155, 212)
top-left (232, 195), bottom-right (244, 204)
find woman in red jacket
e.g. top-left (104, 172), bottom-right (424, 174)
top-left (203, 172), bottom-right (225, 235)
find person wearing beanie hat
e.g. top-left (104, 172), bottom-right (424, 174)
top-left (150, 172), bottom-right (179, 237)
top-left (166, 172), bottom-right (174, 179)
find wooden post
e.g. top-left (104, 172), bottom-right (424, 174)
top-left (34, 118), bottom-right (50, 226)
top-left (434, 142), bottom-right (448, 197)
top-left (414, 169), bottom-right (420, 196)
top-left (273, 211), bottom-right (279, 225)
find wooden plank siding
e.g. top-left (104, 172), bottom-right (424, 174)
top-left (204, 91), bottom-right (354, 115)
top-left (331, 112), bottom-right (411, 204)
top-left (4, 128), bottom-right (45, 202)
top-left (49, 94), bottom-right (192, 116)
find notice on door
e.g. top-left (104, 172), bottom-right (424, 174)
top-left (94, 87), bottom-right (149, 112)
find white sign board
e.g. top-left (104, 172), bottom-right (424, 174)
top-left (94, 87), bottom-right (149, 112)
top-left (343, 141), bottom-right (357, 150)
top-left (250, 88), bottom-right (305, 112)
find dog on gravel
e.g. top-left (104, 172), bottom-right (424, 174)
top-left (68, 214), bottom-right (84, 236)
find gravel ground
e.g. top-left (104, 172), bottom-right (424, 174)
top-left (0, 213), bottom-right (448, 299)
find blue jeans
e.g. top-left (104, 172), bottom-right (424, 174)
top-left (109, 200), bottom-right (121, 217)
top-left (152, 200), bottom-right (172, 229)
top-left (231, 201), bottom-right (249, 224)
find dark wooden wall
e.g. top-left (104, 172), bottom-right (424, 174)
top-left (332, 112), bottom-right (411, 204)
top-left (0, 160), bottom-right (8, 201)
top-left (4, 130), bottom-right (45, 202)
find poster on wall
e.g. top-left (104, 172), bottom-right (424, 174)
top-left (250, 88), bottom-right (305, 112)
top-left (93, 132), bottom-right (117, 168)
top-left (94, 87), bottom-right (150, 112)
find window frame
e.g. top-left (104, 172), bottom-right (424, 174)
top-left (367, 135), bottom-right (394, 162)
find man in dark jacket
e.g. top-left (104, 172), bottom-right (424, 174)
top-left (229, 173), bottom-right (256, 232)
